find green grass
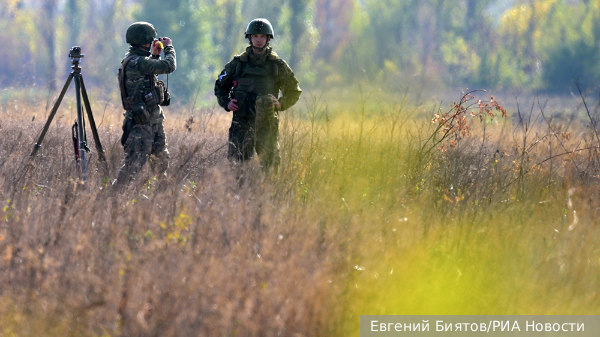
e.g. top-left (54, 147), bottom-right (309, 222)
top-left (0, 91), bottom-right (599, 336)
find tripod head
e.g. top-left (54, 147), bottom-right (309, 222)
top-left (69, 46), bottom-right (84, 67)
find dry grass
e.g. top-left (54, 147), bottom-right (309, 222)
top-left (1, 91), bottom-right (600, 336)
top-left (0, 99), bottom-right (339, 337)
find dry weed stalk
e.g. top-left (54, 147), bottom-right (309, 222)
top-left (1, 93), bottom-right (600, 337)
top-left (431, 89), bottom-right (507, 151)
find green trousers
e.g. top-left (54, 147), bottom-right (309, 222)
top-left (227, 95), bottom-right (280, 171)
top-left (116, 119), bottom-right (169, 184)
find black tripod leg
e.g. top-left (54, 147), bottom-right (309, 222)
top-left (80, 76), bottom-right (110, 176)
top-left (30, 73), bottom-right (74, 159)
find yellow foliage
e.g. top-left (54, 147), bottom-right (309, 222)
top-left (500, 5), bottom-right (532, 36)
top-left (162, 211), bottom-right (193, 245)
top-left (500, 0), bottom-right (556, 36)
top-left (383, 60), bottom-right (398, 73)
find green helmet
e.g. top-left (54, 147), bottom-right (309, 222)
top-left (126, 22), bottom-right (157, 45)
top-left (245, 18), bottom-right (274, 39)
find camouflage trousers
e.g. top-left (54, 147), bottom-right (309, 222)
top-left (228, 95), bottom-right (280, 171)
top-left (116, 119), bottom-right (169, 184)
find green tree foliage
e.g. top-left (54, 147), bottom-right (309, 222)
top-left (0, 0), bottom-right (45, 87)
top-left (211, 0), bottom-right (246, 67)
top-left (3, 0), bottom-right (600, 100)
top-left (133, 0), bottom-right (215, 103)
top-left (331, 0), bottom-right (495, 87)
top-left (537, 0), bottom-right (600, 92)
top-left (40, 0), bottom-right (58, 91)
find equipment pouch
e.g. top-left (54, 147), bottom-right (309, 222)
top-left (155, 79), bottom-right (166, 104)
top-left (236, 78), bottom-right (254, 93)
top-left (161, 88), bottom-right (171, 106)
top-left (143, 92), bottom-right (160, 111)
top-left (233, 90), bottom-right (248, 115)
top-left (143, 76), bottom-right (164, 110)
top-left (255, 95), bottom-right (277, 135)
top-left (131, 104), bottom-right (150, 125)
top-left (121, 118), bottom-right (135, 146)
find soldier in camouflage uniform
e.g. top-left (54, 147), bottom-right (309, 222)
top-left (116, 22), bottom-right (176, 185)
top-left (214, 18), bottom-right (301, 172)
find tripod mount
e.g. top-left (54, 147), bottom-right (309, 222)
top-left (30, 46), bottom-right (108, 181)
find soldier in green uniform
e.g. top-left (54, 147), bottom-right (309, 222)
top-left (214, 18), bottom-right (302, 172)
top-left (116, 22), bottom-right (176, 185)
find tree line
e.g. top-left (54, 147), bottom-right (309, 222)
top-left (1, 0), bottom-right (599, 104)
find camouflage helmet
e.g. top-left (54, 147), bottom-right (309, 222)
top-left (126, 22), bottom-right (157, 45)
top-left (245, 18), bottom-right (274, 39)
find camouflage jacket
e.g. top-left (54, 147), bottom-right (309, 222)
top-left (214, 46), bottom-right (301, 112)
top-left (120, 45), bottom-right (176, 124)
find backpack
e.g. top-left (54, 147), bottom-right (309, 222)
top-left (118, 54), bottom-right (137, 111)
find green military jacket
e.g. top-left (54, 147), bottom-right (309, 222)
top-left (121, 45), bottom-right (176, 124)
top-left (214, 46), bottom-right (301, 113)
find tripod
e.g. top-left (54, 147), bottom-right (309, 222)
top-left (30, 46), bottom-right (108, 181)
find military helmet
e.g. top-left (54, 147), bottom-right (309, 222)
top-left (245, 18), bottom-right (274, 39)
top-left (126, 22), bottom-right (157, 45)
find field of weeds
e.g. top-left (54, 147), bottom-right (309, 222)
top-left (1, 89), bottom-right (599, 336)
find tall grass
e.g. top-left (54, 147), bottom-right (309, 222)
top-left (0, 90), bottom-right (599, 336)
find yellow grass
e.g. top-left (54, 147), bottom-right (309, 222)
top-left (0, 91), bottom-right (599, 336)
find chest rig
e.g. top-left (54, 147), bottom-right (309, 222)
top-left (233, 52), bottom-right (279, 98)
top-left (118, 54), bottom-right (165, 112)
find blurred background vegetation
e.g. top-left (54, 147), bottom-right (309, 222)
top-left (2, 1), bottom-right (600, 335)
top-left (2, 0), bottom-right (600, 105)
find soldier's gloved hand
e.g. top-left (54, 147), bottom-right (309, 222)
top-left (160, 37), bottom-right (173, 46)
top-left (268, 94), bottom-right (281, 110)
top-left (227, 99), bottom-right (238, 111)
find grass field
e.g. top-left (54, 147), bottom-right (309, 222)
top-left (0, 90), bottom-right (599, 336)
